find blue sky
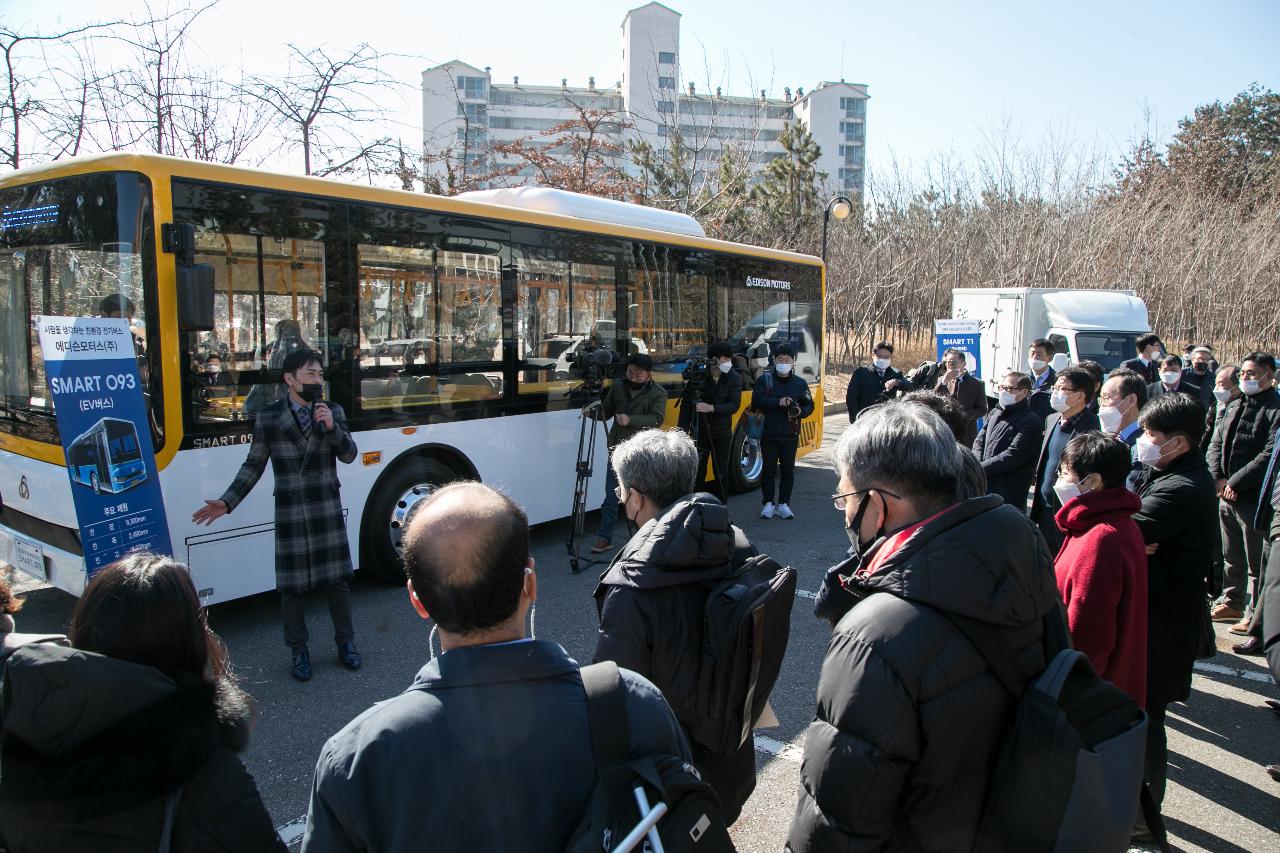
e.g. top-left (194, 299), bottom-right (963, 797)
top-left (6, 0), bottom-right (1278, 183)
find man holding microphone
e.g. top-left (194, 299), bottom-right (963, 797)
top-left (193, 348), bottom-right (361, 682)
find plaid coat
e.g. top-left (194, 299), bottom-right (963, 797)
top-left (219, 398), bottom-right (358, 593)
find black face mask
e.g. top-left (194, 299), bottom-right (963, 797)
top-left (845, 491), bottom-right (888, 557)
top-left (300, 383), bottom-right (324, 404)
top-left (626, 379), bottom-right (646, 391)
top-left (1194, 363), bottom-right (1208, 374)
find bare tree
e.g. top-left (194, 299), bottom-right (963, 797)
top-left (0, 18), bottom-right (123, 168)
top-left (243, 42), bottom-right (400, 177)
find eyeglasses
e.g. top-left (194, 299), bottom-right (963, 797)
top-left (831, 487), bottom-right (901, 511)
top-left (996, 385), bottom-right (1020, 393)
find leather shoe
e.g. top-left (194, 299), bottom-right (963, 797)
top-left (1268, 765), bottom-right (1280, 783)
top-left (1211, 602), bottom-right (1244, 622)
top-left (291, 649), bottom-right (312, 682)
top-left (1231, 637), bottom-right (1264, 656)
top-left (338, 642), bottom-right (362, 671)
top-left (1265, 699), bottom-right (1280, 717)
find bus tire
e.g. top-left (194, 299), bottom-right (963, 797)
top-left (359, 457), bottom-right (461, 584)
top-left (726, 422), bottom-right (764, 494)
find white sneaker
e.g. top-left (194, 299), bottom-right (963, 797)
top-left (760, 502), bottom-right (775, 519)
top-left (776, 503), bottom-right (795, 520)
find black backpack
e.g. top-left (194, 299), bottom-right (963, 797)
top-left (689, 554), bottom-right (797, 756)
top-left (566, 661), bottom-right (734, 853)
top-left (938, 608), bottom-right (1164, 853)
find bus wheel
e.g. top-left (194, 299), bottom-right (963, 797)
top-left (360, 458), bottom-right (460, 584)
top-left (727, 423), bottom-right (763, 494)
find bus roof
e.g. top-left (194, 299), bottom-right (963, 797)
top-left (1, 152), bottom-right (824, 268)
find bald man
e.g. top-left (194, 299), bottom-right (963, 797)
top-left (302, 483), bottom-right (692, 852)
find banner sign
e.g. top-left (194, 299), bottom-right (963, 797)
top-left (37, 316), bottom-right (172, 576)
top-left (935, 319), bottom-right (983, 378)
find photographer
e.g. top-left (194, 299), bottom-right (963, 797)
top-left (751, 344), bottom-right (814, 519)
top-left (589, 353), bottom-right (669, 554)
top-left (678, 341), bottom-right (742, 502)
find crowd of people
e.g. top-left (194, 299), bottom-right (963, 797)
top-left (0, 332), bottom-right (1277, 853)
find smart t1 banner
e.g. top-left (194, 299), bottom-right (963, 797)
top-left (36, 316), bottom-right (172, 576)
top-left (935, 319), bottom-right (983, 379)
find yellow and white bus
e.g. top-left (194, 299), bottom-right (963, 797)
top-left (0, 154), bottom-right (825, 603)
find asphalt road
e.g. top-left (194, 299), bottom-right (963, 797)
top-left (7, 413), bottom-right (1279, 852)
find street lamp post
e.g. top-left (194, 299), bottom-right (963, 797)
top-left (821, 195), bottom-right (854, 263)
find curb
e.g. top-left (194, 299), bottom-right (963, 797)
top-left (824, 402), bottom-right (847, 417)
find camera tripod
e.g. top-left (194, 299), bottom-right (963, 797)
top-left (677, 379), bottom-right (728, 502)
top-left (567, 381), bottom-right (610, 575)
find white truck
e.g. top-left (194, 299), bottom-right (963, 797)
top-left (951, 287), bottom-right (1151, 396)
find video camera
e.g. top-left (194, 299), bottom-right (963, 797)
top-left (681, 357), bottom-right (712, 389)
top-left (569, 345), bottom-right (619, 392)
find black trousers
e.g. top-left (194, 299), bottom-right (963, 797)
top-left (760, 438), bottom-right (798, 505)
top-left (1145, 703), bottom-right (1169, 806)
top-left (697, 429), bottom-right (733, 503)
top-left (281, 580), bottom-right (354, 652)
top-left (1247, 537), bottom-right (1274, 640)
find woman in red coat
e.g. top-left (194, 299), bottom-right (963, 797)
top-left (1053, 432), bottom-right (1149, 707)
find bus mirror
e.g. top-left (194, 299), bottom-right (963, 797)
top-left (178, 264), bottom-right (215, 331)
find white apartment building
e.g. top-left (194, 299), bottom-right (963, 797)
top-left (421, 2), bottom-right (868, 198)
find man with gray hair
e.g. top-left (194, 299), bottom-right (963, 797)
top-left (593, 428), bottom-right (760, 822)
top-left (787, 401), bottom-right (1061, 852)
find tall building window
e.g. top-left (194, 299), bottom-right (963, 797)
top-left (456, 75), bottom-right (488, 100)
top-left (658, 51), bottom-right (676, 65)
top-left (840, 121), bottom-right (866, 142)
top-left (839, 167), bottom-right (864, 187)
top-left (657, 100), bottom-right (675, 114)
top-left (658, 76), bottom-right (676, 90)
top-left (840, 97), bottom-right (867, 118)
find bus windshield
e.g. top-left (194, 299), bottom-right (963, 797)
top-left (0, 172), bottom-right (157, 445)
top-left (106, 420), bottom-right (142, 464)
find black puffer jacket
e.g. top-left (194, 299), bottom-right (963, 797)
top-left (593, 493), bottom-right (758, 822)
top-left (1207, 386), bottom-right (1280, 504)
top-left (972, 397), bottom-right (1044, 509)
top-left (0, 644), bottom-right (284, 853)
top-left (786, 496), bottom-right (1061, 853)
top-left (678, 367), bottom-right (743, 443)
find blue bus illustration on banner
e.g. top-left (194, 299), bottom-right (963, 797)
top-left (36, 316), bottom-right (172, 576)
top-left (67, 417), bottom-right (148, 494)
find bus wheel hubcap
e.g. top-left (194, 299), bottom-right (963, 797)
top-left (741, 439), bottom-right (763, 482)
top-left (390, 483), bottom-right (438, 559)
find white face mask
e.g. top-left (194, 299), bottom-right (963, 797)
top-left (775, 362), bottom-right (793, 376)
top-left (1213, 387), bottom-right (1233, 403)
top-left (873, 358), bottom-right (891, 371)
top-left (206, 365), bottom-right (221, 374)
top-left (1136, 435), bottom-right (1173, 467)
top-left (1241, 379), bottom-right (1261, 395)
top-left (1098, 404), bottom-right (1124, 434)
top-left (1029, 357), bottom-right (1047, 372)
top-left (1053, 477), bottom-right (1085, 506)
top-left (718, 360), bottom-right (733, 374)
top-left (998, 390), bottom-right (1018, 408)
top-left (1050, 390), bottom-right (1071, 413)
top-left (1160, 371), bottom-right (1180, 386)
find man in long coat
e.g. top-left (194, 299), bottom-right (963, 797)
top-left (193, 349), bottom-right (360, 682)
